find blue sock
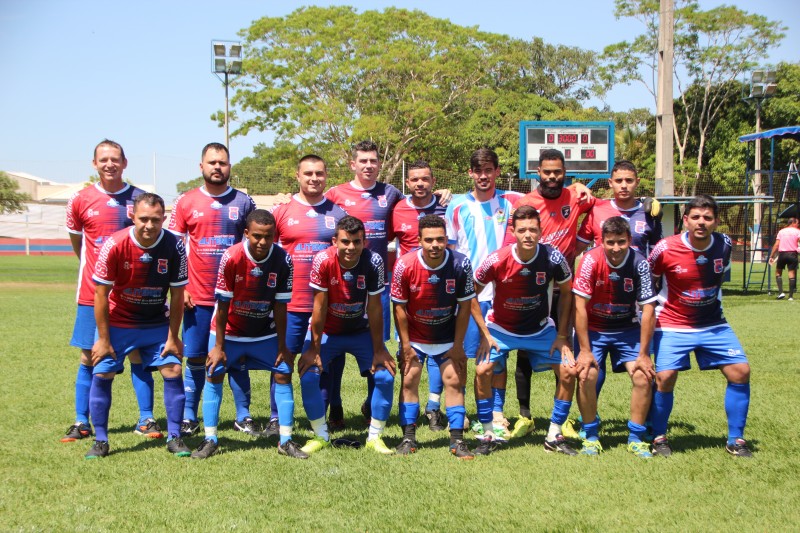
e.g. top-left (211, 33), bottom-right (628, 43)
top-left (89, 375), bottom-right (113, 442)
top-left (400, 402), bottom-right (420, 426)
top-left (725, 382), bottom-right (750, 444)
top-left (227, 363), bottom-right (251, 422)
top-left (300, 370), bottom-right (325, 421)
top-left (183, 361), bottom-right (206, 422)
top-left (426, 357), bottom-right (443, 411)
top-left (550, 399), bottom-right (572, 425)
top-left (370, 368), bottom-right (394, 421)
top-left (75, 363), bottom-right (93, 424)
top-left (652, 390), bottom-right (674, 437)
top-left (130, 363), bottom-right (154, 423)
top-left (202, 381), bottom-right (223, 442)
top-left (627, 421), bottom-right (647, 443)
top-left (275, 382), bottom-right (294, 444)
top-left (476, 397), bottom-right (492, 424)
top-left (596, 364), bottom-right (607, 399)
top-left (269, 373), bottom-right (279, 420)
top-left (446, 405), bottom-right (466, 431)
top-left (492, 387), bottom-right (506, 413)
top-left (583, 417), bottom-right (600, 441)
top-left (163, 376), bottom-right (185, 439)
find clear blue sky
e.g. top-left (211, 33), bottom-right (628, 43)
top-left (1, 0), bottom-right (797, 202)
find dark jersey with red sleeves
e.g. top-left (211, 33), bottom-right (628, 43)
top-left (475, 243), bottom-right (572, 336)
top-left (212, 242), bottom-right (293, 341)
top-left (272, 195), bottom-right (347, 313)
top-left (93, 228), bottom-right (188, 328)
top-left (648, 232), bottom-right (732, 331)
top-left (326, 181), bottom-right (404, 267)
top-left (391, 249), bottom-right (475, 345)
top-left (392, 195), bottom-right (447, 256)
top-left (577, 199), bottom-right (662, 255)
top-left (66, 183), bottom-right (144, 306)
top-left (572, 246), bottom-right (657, 332)
top-left (309, 246), bottom-right (385, 335)
top-left (167, 186), bottom-right (256, 306)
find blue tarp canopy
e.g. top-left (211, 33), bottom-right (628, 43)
top-left (739, 126), bottom-right (800, 143)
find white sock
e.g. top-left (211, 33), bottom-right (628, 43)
top-left (205, 426), bottom-right (217, 439)
top-left (547, 422), bottom-right (561, 441)
top-left (310, 417), bottom-right (329, 441)
top-left (367, 418), bottom-right (386, 441)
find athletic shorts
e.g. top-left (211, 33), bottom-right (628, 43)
top-left (70, 304), bottom-right (96, 349)
top-left (776, 251), bottom-right (798, 271)
top-left (302, 329), bottom-right (374, 376)
top-left (93, 324), bottom-right (181, 374)
top-left (411, 346), bottom-right (451, 369)
top-left (206, 334), bottom-right (291, 378)
top-left (654, 324), bottom-right (748, 372)
top-left (574, 328), bottom-right (646, 373)
top-left (286, 311), bottom-right (312, 354)
top-left (465, 301), bottom-right (492, 359)
top-left (182, 305), bottom-right (214, 358)
top-left (487, 326), bottom-right (561, 372)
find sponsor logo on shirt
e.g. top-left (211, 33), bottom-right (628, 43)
top-left (361, 193), bottom-right (372, 200)
top-left (428, 274), bottom-right (440, 284)
top-left (305, 209), bottom-right (319, 218)
top-left (192, 210), bottom-right (204, 219)
top-left (609, 272), bottom-right (620, 281)
top-left (345, 199), bottom-right (357, 207)
top-left (250, 266), bottom-right (263, 277)
top-left (106, 198), bottom-right (119, 207)
top-left (343, 271), bottom-right (354, 281)
top-left (520, 268), bottom-right (531, 276)
top-left (140, 253), bottom-right (152, 263)
top-left (287, 218), bottom-right (299, 226)
top-left (696, 255), bottom-right (708, 264)
top-left (210, 201), bottom-right (222, 210)
top-left (87, 209), bottom-right (100, 218)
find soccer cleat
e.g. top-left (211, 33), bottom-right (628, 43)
top-left (85, 440), bottom-right (109, 459)
top-left (510, 417), bottom-right (534, 439)
top-left (449, 439), bottom-right (475, 460)
top-left (726, 438), bottom-right (753, 458)
top-left (234, 417), bottom-right (263, 437)
top-left (425, 409), bottom-right (447, 432)
top-left (167, 437), bottom-right (192, 457)
top-left (301, 436), bottom-right (331, 455)
top-left (473, 437), bottom-right (497, 456)
top-left (278, 440), bottom-right (310, 459)
top-left (544, 434), bottom-right (578, 456)
top-left (328, 418), bottom-right (346, 432)
top-left (492, 417), bottom-right (512, 440)
top-left (561, 418), bottom-right (581, 440)
top-left (191, 439), bottom-right (219, 459)
top-left (627, 441), bottom-right (654, 459)
top-left (789, 297), bottom-right (795, 301)
top-left (262, 418), bottom-right (279, 437)
top-left (180, 419), bottom-right (200, 437)
top-left (777, 293), bottom-right (786, 300)
top-left (651, 436), bottom-right (673, 457)
top-left (331, 438), bottom-right (362, 449)
top-left (62, 422), bottom-right (92, 442)
top-left (580, 439), bottom-right (603, 456)
top-left (395, 438), bottom-right (418, 455)
top-left (134, 418), bottom-right (164, 439)
top-left (365, 437), bottom-right (395, 455)
top-left (470, 420), bottom-right (484, 434)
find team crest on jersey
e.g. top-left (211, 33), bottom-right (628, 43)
top-left (696, 255), bottom-right (708, 265)
top-left (609, 272), bottom-right (620, 281)
top-left (325, 216), bottom-right (335, 230)
top-left (267, 272), bottom-right (277, 287)
top-left (305, 209), bottom-right (319, 218)
top-left (635, 220), bottom-right (646, 234)
top-left (536, 272), bottom-right (546, 285)
top-left (378, 195), bottom-right (388, 208)
top-left (106, 198), bottom-right (119, 207)
top-left (714, 258), bottom-right (724, 273)
top-left (623, 278), bottom-right (634, 292)
top-left (428, 274), bottom-right (440, 284)
top-left (561, 205), bottom-right (571, 219)
top-left (520, 268), bottom-right (531, 276)
top-left (446, 279), bottom-right (456, 294)
top-left (343, 271), bottom-right (354, 281)
top-left (357, 275), bottom-right (366, 289)
top-left (157, 259), bottom-right (168, 274)
top-left (126, 204), bottom-right (133, 219)
top-left (250, 266), bottom-right (263, 277)
top-left (210, 201), bottom-right (222, 210)
top-left (140, 253), bottom-right (152, 263)
top-left (228, 207), bottom-right (239, 221)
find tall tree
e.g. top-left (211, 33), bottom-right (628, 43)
top-left (0, 171), bottom-right (31, 214)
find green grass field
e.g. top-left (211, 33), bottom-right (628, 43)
top-left (1, 256), bottom-right (799, 532)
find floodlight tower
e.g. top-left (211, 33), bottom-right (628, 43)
top-left (211, 40), bottom-right (243, 149)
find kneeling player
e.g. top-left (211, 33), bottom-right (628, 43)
top-left (191, 209), bottom-right (309, 459)
top-left (391, 215), bottom-right (475, 458)
top-left (572, 217), bottom-right (658, 458)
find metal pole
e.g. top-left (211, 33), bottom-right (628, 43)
top-left (224, 71), bottom-right (230, 149)
top-left (752, 101), bottom-right (762, 260)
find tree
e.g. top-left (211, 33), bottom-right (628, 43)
top-left (0, 171), bottom-right (31, 214)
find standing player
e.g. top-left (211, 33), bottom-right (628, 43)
top-left (191, 209), bottom-right (308, 459)
top-left (85, 193), bottom-right (189, 459)
top-left (391, 215), bottom-right (475, 458)
top-left (648, 194), bottom-right (753, 458)
top-left (297, 216), bottom-right (396, 455)
top-left (168, 143), bottom-right (258, 437)
top-left (392, 160), bottom-right (448, 432)
top-left (63, 139), bottom-right (156, 442)
top-left (572, 217), bottom-right (658, 458)
top-left (768, 217), bottom-right (800, 300)
top-left (472, 205), bottom-right (582, 456)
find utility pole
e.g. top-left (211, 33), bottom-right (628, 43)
top-left (655, 0), bottom-right (675, 235)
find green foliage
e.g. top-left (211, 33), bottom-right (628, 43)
top-left (175, 176), bottom-right (204, 194)
top-left (0, 171), bottom-right (31, 214)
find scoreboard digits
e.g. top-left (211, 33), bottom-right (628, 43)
top-left (519, 121), bottom-right (615, 180)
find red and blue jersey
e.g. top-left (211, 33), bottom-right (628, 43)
top-left (475, 243), bottom-right (572, 336)
top-left (391, 249), bottom-right (475, 347)
top-left (392, 195), bottom-right (447, 256)
top-left (213, 241), bottom-right (293, 341)
top-left (326, 181), bottom-right (404, 268)
top-left (168, 186), bottom-right (256, 306)
top-left (93, 227), bottom-right (188, 328)
top-left (272, 195), bottom-right (347, 312)
top-left (572, 246), bottom-right (657, 332)
top-left (66, 183), bottom-right (144, 305)
top-left (648, 232), bottom-right (732, 331)
top-left (577, 199), bottom-right (662, 255)
top-left (309, 245), bottom-right (385, 335)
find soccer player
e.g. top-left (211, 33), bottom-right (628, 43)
top-left (85, 193), bottom-right (189, 459)
top-left (63, 139), bottom-right (157, 442)
top-left (472, 205), bottom-right (582, 456)
top-left (297, 216), bottom-right (396, 455)
top-left (392, 160), bottom-right (448, 432)
top-left (648, 194), bottom-right (753, 458)
top-left (572, 216), bottom-right (658, 458)
top-left (168, 143), bottom-right (258, 438)
top-left (391, 215), bottom-right (475, 458)
top-left (191, 209), bottom-right (309, 459)
top-left (768, 217), bottom-right (800, 300)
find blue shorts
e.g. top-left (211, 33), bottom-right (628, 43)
top-left (206, 334), bottom-right (291, 378)
top-left (488, 326), bottom-right (561, 372)
top-left (302, 329), bottom-right (373, 376)
top-left (183, 305), bottom-right (214, 359)
top-left (411, 346), bottom-right (451, 369)
top-left (93, 325), bottom-right (181, 374)
top-left (575, 328), bottom-right (645, 373)
top-left (465, 301), bottom-right (492, 359)
top-left (287, 311), bottom-right (312, 354)
top-left (70, 304), bottom-right (96, 350)
top-left (654, 325), bottom-right (747, 372)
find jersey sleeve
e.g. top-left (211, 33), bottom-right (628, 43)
top-left (170, 237), bottom-right (189, 287)
top-left (457, 256), bottom-right (476, 301)
top-left (634, 254), bottom-right (657, 304)
top-left (92, 235), bottom-right (119, 285)
top-left (572, 253), bottom-right (595, 299)
top-left (445, 202), bottom-right (459, 244)
top-left (390, 257), bottom-right (410, 303)
top-left (65, 192), bottom-right (83, 234)
top-left (368, 252), bottom-right (386, 295)
top-left (167, 193), bottom-right (188, 235)
top-left (276, 252), bottom-right (293, 301)
top-left (648, 239), bottom-right (668, 277)
top-left (214, 249), bottom-right (236, 301)
top-left (549, 247), bottom-right (572, 284)
top-left (474, 252), bottom-right (498, 287)
top-left (309, 251), bottom-right (329, 292)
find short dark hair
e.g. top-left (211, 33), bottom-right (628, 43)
top-left (133, 192), bottom-right (165, 213)
top-left (611, 160), bottom-right (638, 177)
top-left (246, 209), bottom-right (275, 228)
top-left (352, 140), bottom-right (379, 159)
top-left (94, 139), bottom-right (126, 161)
top-left (202, 142), bottom-right (229, 159)
top-left (539, 149), bottom-right (565, 167)
top-left (470, 148), bottom-right (498, 170)
top-left (407, 159), bottom-right (432, 173)
top-left (686, 194), bottom-right (718, 218)
top-left (336, 215), bottom-right (365, 235)
top-left (297, 154), bottom-right (326, 171)
top-left (601, 216), bottom-right (631, 238)
top-left (512, 205), bottom-right (540, 227)
top-left (417, 214), bottom-right (445, 236)
top-left (786, 217), bottom-right (798, 226)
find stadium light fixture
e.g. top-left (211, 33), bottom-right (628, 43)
top-left (211, 40), bottom-right (244, 149)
